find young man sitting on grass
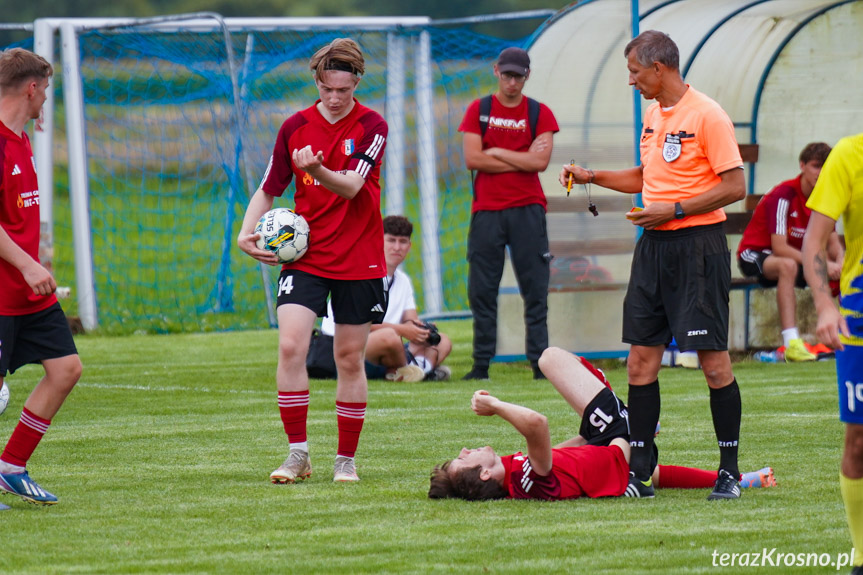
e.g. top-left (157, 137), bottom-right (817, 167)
top-left (313, 215), bottom-right (453, 382)
top-left (428, 347), bottom-right (775, 501)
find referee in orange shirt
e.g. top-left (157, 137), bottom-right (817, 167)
top-left (559, 30), bottom-right (745, 500)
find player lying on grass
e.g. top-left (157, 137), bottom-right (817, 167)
top-left (428, 347), bottom-right (775, 500)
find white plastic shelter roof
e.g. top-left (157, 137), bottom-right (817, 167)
top-left (528, 0), bottom-right (863, 195)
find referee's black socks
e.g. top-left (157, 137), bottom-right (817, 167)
top-left (628, 379), bottom-right (660, 481)
top-left (710, 379), bottom-right (741, 478)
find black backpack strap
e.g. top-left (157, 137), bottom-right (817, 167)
top-left (473, 95), bottom-right (494, 195)
top-left (478, 94), bottom-right (493, 138)
top-left (527, 97), bottom-right (540, 141)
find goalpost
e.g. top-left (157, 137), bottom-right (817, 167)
top-left (19, 11), bottom-right (561, 338)
top-left (32, 14), bottom-right (440, 332)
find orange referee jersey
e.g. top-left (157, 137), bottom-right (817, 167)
top-left (639, 85), bottom-right (742, 231)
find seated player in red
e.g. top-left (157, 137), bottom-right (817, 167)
top-left (428, 347), bottom-right (775, 500)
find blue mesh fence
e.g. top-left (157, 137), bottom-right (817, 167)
top-left (4, 19), bottom-right (540, 333)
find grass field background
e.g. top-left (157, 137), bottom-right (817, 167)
top-left (0, 319), bottom-right (853, 573)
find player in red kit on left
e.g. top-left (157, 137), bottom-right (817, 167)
top-left (238, 38), bottom-right (387, 484)
top-left (0, 48), bottom-right (83, 507)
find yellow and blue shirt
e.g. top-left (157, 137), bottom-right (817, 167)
top-left (807, 133), bottom-right (863, 346)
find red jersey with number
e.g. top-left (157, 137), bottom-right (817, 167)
top-left (501, 445), bottom-right (629, 500)
top-left (737, 175), bottom-right (812, 255)
top-left (261, 100), bottom-right (387, 280)
top-left (0, 122), bottom-right (56, 315)
top-left (459, 95), bottom-right (559, 213)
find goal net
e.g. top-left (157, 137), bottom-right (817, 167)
top-left (27, 16), bottom-right (538, 333)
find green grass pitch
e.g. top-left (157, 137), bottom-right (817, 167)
top-left (0, 320), bottom-right (854, 573)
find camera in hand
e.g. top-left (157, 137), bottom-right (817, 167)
top-left (420, 321), bottom-right (441, 346)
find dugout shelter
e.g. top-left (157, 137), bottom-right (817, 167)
top-left (494, 0), bottom-right (863, 359)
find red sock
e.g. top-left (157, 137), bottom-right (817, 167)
top-left (277, 391), bottom-right (309, 443)
top-left (336, 401), bottom-right (366, 458)
top-left (1, 408), bottom-right (51, 468)
top-left (656, 465), bottom-right (717, 489)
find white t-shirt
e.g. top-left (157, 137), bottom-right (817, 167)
top-left (320, 267), bottom-right (416, 336)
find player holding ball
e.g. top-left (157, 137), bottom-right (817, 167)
top-left (238, 38), bottom-right (388, 484)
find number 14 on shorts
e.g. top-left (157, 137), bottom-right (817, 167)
top-left (278, 274), bottom-right (295, 296)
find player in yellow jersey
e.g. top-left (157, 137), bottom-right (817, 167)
top-left (803, 132), bottom-right (863, 575)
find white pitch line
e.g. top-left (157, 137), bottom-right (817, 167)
top-left (75, 382), bottom-right (267, 394)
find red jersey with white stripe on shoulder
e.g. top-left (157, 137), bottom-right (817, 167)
top-left (737, 175), bottom-right (813, 255)
top-left (0, 121), bottom-right (57, 315)
top-left (261, 99), bottom-right (387, 280)
top-left (500, 444), bottom-right (629, 500)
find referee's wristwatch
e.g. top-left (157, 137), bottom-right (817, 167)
top-left (674, 201), bottom-right (686, 220)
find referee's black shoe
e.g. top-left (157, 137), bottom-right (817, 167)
top-left (624, 472), bottom-right (655, 498)
top-left (708, 469), bottom-right (741, 500)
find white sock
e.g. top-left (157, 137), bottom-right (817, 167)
top-left (0, 460), bottom-right (25, 474)
top-left (290, 442), bottom-right (308, 453)
top-left (782, 328), bottom-right (800, 348)
top-left (413, 355), bottom-right (433, 374)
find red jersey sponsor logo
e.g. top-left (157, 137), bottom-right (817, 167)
top-left (487, 117), bottom-right (526, 131)
top-left (18, 190), bottom-right (39, 208)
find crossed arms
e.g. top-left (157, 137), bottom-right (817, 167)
top-left (463, 131), bottom-right (554, 174)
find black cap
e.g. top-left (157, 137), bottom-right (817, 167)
top-left (497, 47), bottom-right (530, 75)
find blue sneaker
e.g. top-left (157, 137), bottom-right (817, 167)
top-left (0, 502), bottom-right (9, 511)
top-left (739, 467), bottom-right (776, 488)
top-left (0, 471), bottom-right (58, 505)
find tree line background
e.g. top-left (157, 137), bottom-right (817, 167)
top-left (3, 0), bottom-right (572, 23)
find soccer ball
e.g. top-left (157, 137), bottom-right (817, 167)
top-left (254, 208), bottom-right (310, 264)
top-left (0, 382), bottom-right (9, 416)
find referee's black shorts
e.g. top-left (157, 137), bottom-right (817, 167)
top-left (623, 222), bottom-right (730, 352)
